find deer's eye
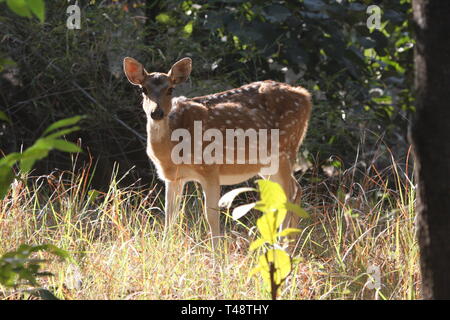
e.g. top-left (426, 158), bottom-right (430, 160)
top-left (167, 87), bottom-right (174, 96)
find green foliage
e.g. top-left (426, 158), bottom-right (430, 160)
top-left (251, 180), bottom-right (308, 300)
top-left (1, 2), bottom-right (150, 186)
top-left (0, 0), bottom-right (44, 73)
top-left (0, 111), bottom-right (11, 124)
top-left (0, 244), bottom-right (68, 288)
top-left (0, 0), bottom-right (414, 187)
top-left (0, 56), bottom-right (15, 72)
top-left (155, 0), bottom-right (413, 162)
top-left (0, 0), bottom-right (45, 22)
top-left (253, 248), bottom-right (292, 299)
top-left (0, 115), bottom-right (83, 199)
top-left (220, 180), bottom-right (309, 299)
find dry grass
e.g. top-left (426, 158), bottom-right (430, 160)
top-left (0, 149), bottom-right (420, 300)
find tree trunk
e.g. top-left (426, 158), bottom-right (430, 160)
top-left (410, 1), bottom-right (450, 299)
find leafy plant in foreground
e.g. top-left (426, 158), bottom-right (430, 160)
top-left (0, 114), bottom-right (84, 199)
top-left (219, 179), bottom-right (309, 299)
top-left (0, 244), bottom-right (68, 287)
top-left (0, 244), bottom-right (68, 299)
top-left (0, 1), bottom-right (70, 300)
top-left (0, 114), bottom-right (81, 298)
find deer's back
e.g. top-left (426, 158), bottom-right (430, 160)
top-left (169, 80), bottom-right (312, 132)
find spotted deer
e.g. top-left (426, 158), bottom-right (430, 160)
top-left (123, 57), bottom-right (312, 248)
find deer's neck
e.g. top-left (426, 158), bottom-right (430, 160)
top-left (146, 117), bottom-right (169, 144)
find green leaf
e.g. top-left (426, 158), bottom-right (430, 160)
top-left (42, 115), bottom-right (84, 136)
top-left (6, 0), bottom-right (31, 17)
top-left (156, 13), bottom-right (171, 24)
top-left (0, 165), bottom-right (15, 199)
top-left (256, 212), bottom-right (275, 244)
top-left (277, 228), bottom-right (302, 237)
top-left (271, 250), bottom-right (291, 283)
top-left (0, 111), bottom-right (11, 124)
top-left (256, 179), bottom-right (287, 211)
top-left (18, 268), bottom-right (38, 286)
top-left (183, 21), bottom-right (194, 36)
top-left (16, 117), bottom-right (82, 172)
top-left (19, 158), bottom-right (35, 173)
top-left (20, 147), bottom-right (50, 172)
top-left (29, 244), bottom-right (69, 259)
top-left (249, 238), bottom-right (266, 251)
top-left (87, 189), bottom-right (100, 204)
top-left (0, 243), bottom-right (69, 288)
top-left (258, 249), bottom-right (292, 289)
top-left (248, 266), bottom-right (261, 278)
top-left (0, 152), bottom-right (21, 167)
top-left (285, 202), bottom-right (309, 218)
top-left (18, 138), bottom-right (81, 172)
top-left (256, 209), bottom-right (286, 244)
top-left (44, 126), bottom-right (80, 139)
top-left (25, 0), bottom-right (45, 23)
top-left (49, 139), bottom-right (82, 153)
top-left (253, 180), bottom-right (295, 243)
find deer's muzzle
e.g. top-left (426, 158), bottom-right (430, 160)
top-left (150, 106), bottom-right (164, 120)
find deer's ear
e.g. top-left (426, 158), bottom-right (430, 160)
top-left (168, 57), bottom-right (192, 85)
top-left (123, 57), bottom-right (146, 85)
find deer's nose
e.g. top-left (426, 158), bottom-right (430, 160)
top-left (150, 106), bottom-right (164, 120)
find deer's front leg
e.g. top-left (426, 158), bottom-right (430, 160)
top-left (165, 180), bottom-right (185, 231)
top-left (201, 177), bottom-right (221, 248)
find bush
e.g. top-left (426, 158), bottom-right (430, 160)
top-left (0, 0), bottom-right (414, 189)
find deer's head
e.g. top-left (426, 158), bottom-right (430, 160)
top-left (123, 57), bottom-right (192, 121)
